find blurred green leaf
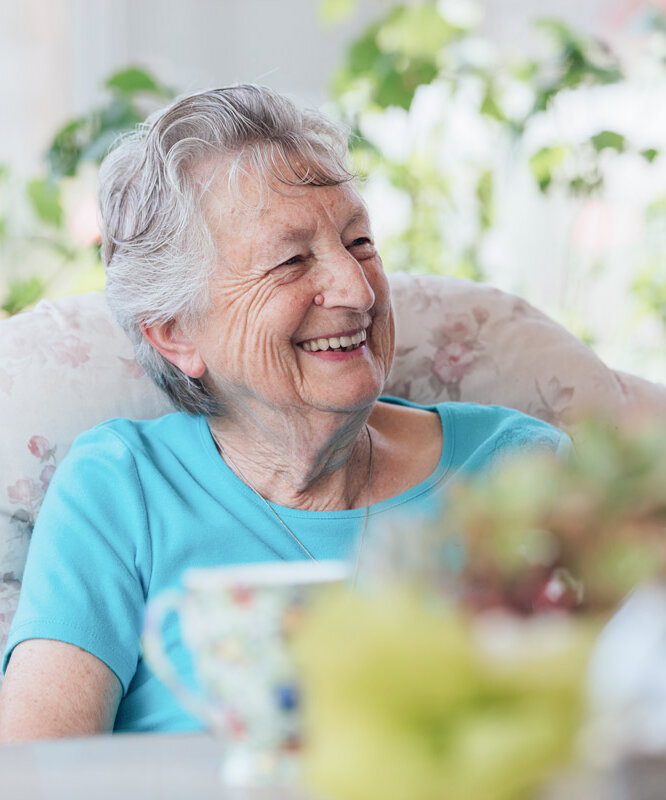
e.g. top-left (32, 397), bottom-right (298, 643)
top-left (568, 174), bottom-right (603, 195)
top-left (377, 3), bottom-right (459, 60)
top-left (641, 148), bottom-right (659, 163)
top-left (634, 263), bottom-right (666, 328)
top-left (480, 81), bottom-right (505, 122)
top-left (530, 20), bottom-right (623, 116)
top-left (2, 276), bottom-right (47, 315)
top-left (80, 128), bottom-right (126, 164)
top-left (646, 194), bottom-right (666, 222)
top-left (46, 118), bottom-right (88, 178)
top-left (45, 67), bottom-right (172, 180)
top-left (338, 4), bottom-right (457, 111)
top-left (375, 60), bottom-right (438, 110)
top-left (590, 130), bottom-right (625, 153)
top-left (535, 19), bottom-right (623, 85)
top-left (99, 95), bottom-right (143, 128)
top-left (645, 7), bottom-right (666, 33)
top-left (105, 66), bottom-right (165, 95)
top-left (529, 146), bottom-right (568, 192)
top-left (26, 177), bottom-right (63, 227)
top-left (318, 0), bottom-right (356, 25)
top-left (477, 171), bottom-right (493, 230)
top-left (348, 24), bottom-right (383, 75)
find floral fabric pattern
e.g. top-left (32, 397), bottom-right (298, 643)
top-left (7, 434), bottom-right (58, 541)
top-left (1, 280), bottom-right (665, 673)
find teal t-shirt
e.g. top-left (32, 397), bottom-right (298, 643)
top-left (2, 398), bottom-right (569, 732)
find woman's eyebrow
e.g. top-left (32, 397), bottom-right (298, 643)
top-left (275, 226), bottom-right (317, 245)
top-left (343, 207), bottom-right (369, 230)
top-left (267, 206), bottom-right (370, 248)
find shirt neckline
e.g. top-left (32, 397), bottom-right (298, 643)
top-left (198, 397), bottom-right (455, 519)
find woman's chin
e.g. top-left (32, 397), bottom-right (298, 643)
top-left (300, 378), bottom-right (386, 415)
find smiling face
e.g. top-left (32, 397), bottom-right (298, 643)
top-left (177, 165), bottom-right (394, 421)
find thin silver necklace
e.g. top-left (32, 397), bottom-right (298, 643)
top-left (210, 424), bottom-right (374, 580)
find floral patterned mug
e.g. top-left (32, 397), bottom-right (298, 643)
top-left (142, 560), bottom-right (349, 787)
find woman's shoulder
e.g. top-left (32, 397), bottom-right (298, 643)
top-left (440, 401), bottom-right (564, 442)
top-left (439, 401), bottom-right (570, 469)
top-left (376, 396), bottom-right (568, 470)
top-left (71, 411), bottom-right (203, 454)
top-left (380, 396), bottom-right (562, 438)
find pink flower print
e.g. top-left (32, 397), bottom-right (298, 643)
top-left (532, 377), bottom-right (576, 427)
top-left (445, 315), bottom-right (474, 342)
top-left (50, 334), bottom-right (91, 367)
top-left (472, 306), bottom-right (490, 326)
top-left (430, 311), bottom-right (485, 350)
top-left (428, 312), bottom-right (489, 401)
top-left (28, 435), bottom-right (50, 460)
top-left (408, 277), bottom-right (437, 313)
top-left (27, 434), bottom-right (56, 464)
top-left (8, 478), bottom-right (42, 509)
top-left (40, 464), bottom-right (56, 492)
top-left (432, 341), bottom-right (480, 384)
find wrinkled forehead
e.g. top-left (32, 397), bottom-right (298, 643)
top-left (197, 153), bottom-right (368, 238)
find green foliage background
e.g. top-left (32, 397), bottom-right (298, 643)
top-left (0, 68), bottom-right (174, 316)
top-left (324, 0), bottom-right (666, 377)
top-left (1, 1), bottom-right (665, 379)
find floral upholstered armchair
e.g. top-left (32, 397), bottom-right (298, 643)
top-left (1, 272), bottom-right (665, 669)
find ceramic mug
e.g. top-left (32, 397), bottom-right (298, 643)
top-left (142, 559), bottom-right (349, 787)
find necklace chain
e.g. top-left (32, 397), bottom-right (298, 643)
top-left (210, 424), bottom-right (374, 579)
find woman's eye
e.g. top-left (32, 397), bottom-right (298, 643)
top-left (348, 237), bottom-right (375, 256)
top-left (270, 254), bottom-right (309, 281)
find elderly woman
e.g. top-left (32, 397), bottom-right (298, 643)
top-left (0, 85), bottom-right (568, 740)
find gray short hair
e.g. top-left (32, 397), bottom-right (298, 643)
top-left (98, 84), bottom-right (354, 415)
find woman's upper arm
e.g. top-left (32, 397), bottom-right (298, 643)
top-left (0, 639), bottom-right (122, 743)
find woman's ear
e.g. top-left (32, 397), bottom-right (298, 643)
top-left (140, 320), bottom-right (206, 379)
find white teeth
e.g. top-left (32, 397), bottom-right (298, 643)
top-left (302, 329), bottom-right (368, 352)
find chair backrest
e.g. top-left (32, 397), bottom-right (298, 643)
top-left (1, 272), bottom-right (665, 660)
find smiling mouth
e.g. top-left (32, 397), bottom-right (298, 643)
top-left (299, 328), bottom-right (367, 353)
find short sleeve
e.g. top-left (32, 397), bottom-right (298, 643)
top-left (2, 425), bottom-right (152, 694)
top-left (441, 403), bottom-right (572, 477)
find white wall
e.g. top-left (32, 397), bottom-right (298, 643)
top-left (0, 0), bottom-right (388, 176)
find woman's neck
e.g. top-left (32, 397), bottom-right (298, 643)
top-left (208, 405), bottom-right (374, 512)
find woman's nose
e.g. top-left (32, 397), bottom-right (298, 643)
top-left (317, 249), bottom-right (375, 312)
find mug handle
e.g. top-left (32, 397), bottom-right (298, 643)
top-left (141, 589), bottom-right (216, 727)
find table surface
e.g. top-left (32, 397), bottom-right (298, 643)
top-left (0, 732), bottom-right (313, 800)
top-left (2, 731), bottom-right (665, 800)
